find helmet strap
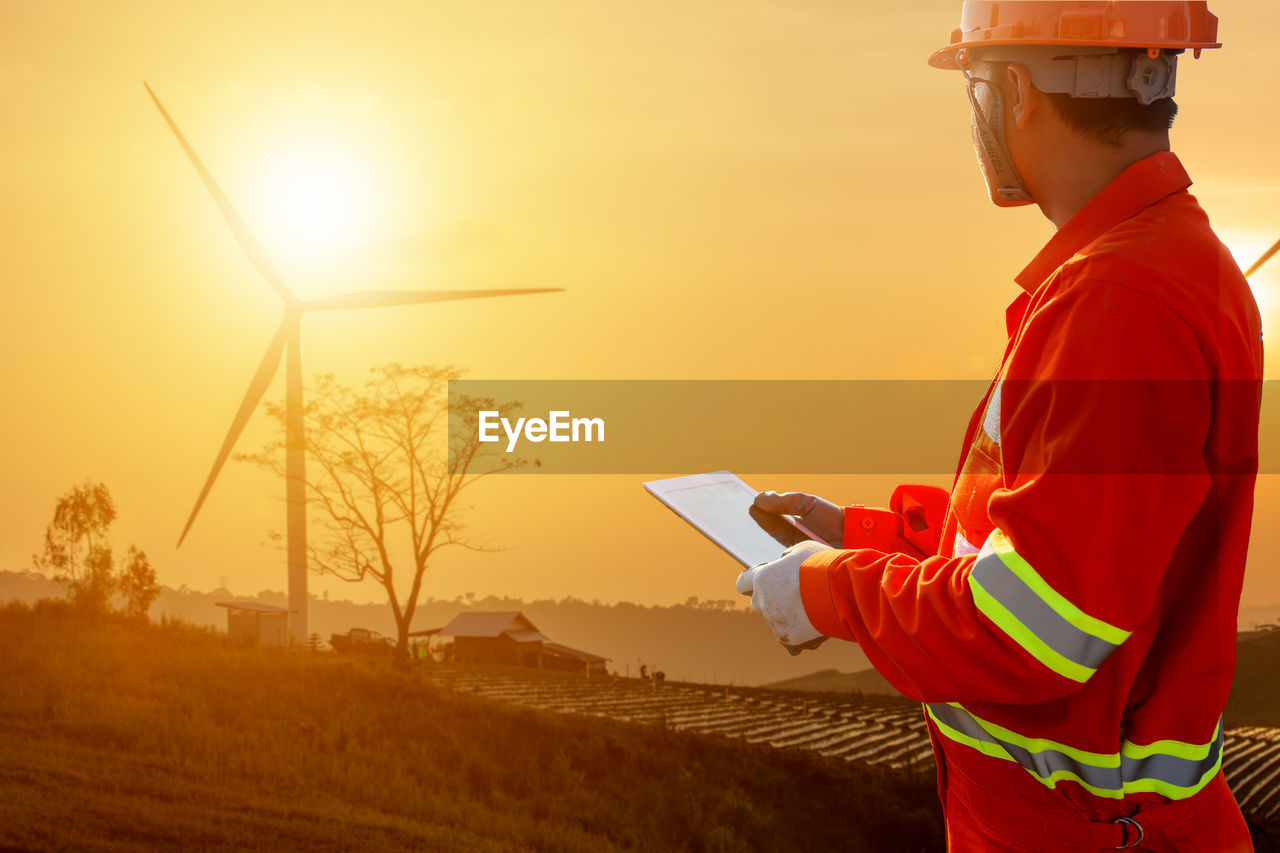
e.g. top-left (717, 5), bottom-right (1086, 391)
top-left (961, 66), bottom-right (1034, 207)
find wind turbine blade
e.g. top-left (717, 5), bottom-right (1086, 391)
top-left (176, 321), bottom-right (290, 548)
top-left (1243, 235), bottom-right (1280, 280)
top-left (144, 82), bottom-right (296, 305)
top-left (301, 288), bottom-right (563, 312)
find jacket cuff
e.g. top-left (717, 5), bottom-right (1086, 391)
top-left (798, 549), bottom-right (857, 642)
top-left (843, 504), bottom-right (924, 556)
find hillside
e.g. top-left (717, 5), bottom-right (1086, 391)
top-left (0, 601), bottom-right (943, 852)
top-left (0, 571), bottom-right (871, 686)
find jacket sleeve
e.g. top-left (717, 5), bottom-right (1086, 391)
top-left (799, 279), bottom-right (1212, 705)
top-left (842, 484), bottom-right (951, 559)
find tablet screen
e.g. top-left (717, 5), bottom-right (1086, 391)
top-left (656, 476), bottom-right (811, 567)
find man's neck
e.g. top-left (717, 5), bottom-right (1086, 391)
top-left (1035, 132), bottom-right (1171, 229)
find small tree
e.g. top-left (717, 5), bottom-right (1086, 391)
top-left (239, 364), bottom-right (520, 658)
top-left (118, 546), bottom-right (160, 621)
top-left (33, 482), bottom-right (160, 619)
top-left (35, 481), bottom-right (118, 612)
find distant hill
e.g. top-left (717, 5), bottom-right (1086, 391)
top-left (765, 667), bottom-right (898, 696)
top-left (0, 571), bottom-right (871, 687)
top-left (1240, 603), bottom-right (1280, 632)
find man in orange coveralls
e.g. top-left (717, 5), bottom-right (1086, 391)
top-left (738, 2), bottom-right (1263, 850)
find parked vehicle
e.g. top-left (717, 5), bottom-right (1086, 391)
top-left (330, 627), bottom-right (394, 655)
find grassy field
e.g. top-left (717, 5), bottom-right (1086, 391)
top-left (0, 601), bottom-right (945, 852)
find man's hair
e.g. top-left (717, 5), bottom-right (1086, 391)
top-left (979, 52), bottom-right (1179, 147)
top-left (1043, 92), bottom-right (1178, 148)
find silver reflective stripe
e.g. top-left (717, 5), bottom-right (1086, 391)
top-left (926, 702), bottom-right (1224, 799)
top-left (972, 545), bottom-right (1121, 671)
top-left (982, 380), bottom-right (1002, 444)
top-left (1121, 738), bottom-right (1224, 791)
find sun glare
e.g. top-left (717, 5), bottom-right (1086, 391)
top-left (240, 127), bottom-right (389, 294)
top-left (255, 144), bottom-right (373, 260)
top-left (264, 153), bottom-right (361, 247)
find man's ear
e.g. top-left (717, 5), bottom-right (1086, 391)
top-left (1005, 63), bottom-right (1037, 131)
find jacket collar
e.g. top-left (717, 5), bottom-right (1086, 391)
top-left (1013, 151), bottom-right (1192, 294)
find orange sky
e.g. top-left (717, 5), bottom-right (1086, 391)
top-left (2, 1), bottom-right (1278, 613)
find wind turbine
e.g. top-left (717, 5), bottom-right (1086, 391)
top-left (1244, 235), bottom-right (1280, 280)
top-left (146, 83), bottom-right (560, 643)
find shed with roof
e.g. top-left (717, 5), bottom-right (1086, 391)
top-left (216, 600), bottom-right (293, 647)
top-left (438, 611), bottom-right (547, 666)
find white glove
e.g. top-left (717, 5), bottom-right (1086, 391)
top-left (737, 540), bottom-right (831, 655)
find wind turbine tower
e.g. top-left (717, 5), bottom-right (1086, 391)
top-left (146, 83), bottom-right (560, 643)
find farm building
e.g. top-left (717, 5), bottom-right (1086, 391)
top-left (436, 611), bottom-right (609, 672)
top-left (215, 600), bottom-right (292, 647)
top-left (439, 612), bottom-right (547, 666)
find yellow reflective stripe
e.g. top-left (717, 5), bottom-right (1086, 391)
top-left (988, 529), bottom-right (1131, 646)
top-left (1036, 770), bottom-right (1127, 800)
top-left (944, 702), bottom-right (1116, 766)
top-left (1121, 718), bottom-right (1222, 761)
top-left (924, 705), bottom-right (1017, 763)
top-left (969, 576), bottom-right (1096, 683)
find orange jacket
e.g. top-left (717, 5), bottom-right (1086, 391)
top-left (799, 152), bottom-right (1263, 815)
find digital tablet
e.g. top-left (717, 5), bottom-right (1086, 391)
top-left (643, 471), bottom-right (833, 568)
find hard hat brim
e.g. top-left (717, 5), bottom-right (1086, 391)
top-left (928, 1), bottom-right (1223, 70)
top-left (928, 39), bottom-right (1221, 70)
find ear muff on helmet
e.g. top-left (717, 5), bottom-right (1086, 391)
top-left (962, 66), bottom-right (1034, 207)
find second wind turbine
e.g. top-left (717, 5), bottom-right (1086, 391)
top-left (146, 83), bottom-right (560, 643)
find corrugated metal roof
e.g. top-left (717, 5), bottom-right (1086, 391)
top-left (215, 600), bottom-right (293, 614)
top-left (543, 641), bottom-right (609, 662)
top-left (438, 611), bottom-right (542, 638)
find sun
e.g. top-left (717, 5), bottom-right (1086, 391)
top-left (241, 131), bottom-right (386, 292)
top-left (252, 142), bottom-right (375, 264)
top-left (262, 150), bottom-right (363, 249)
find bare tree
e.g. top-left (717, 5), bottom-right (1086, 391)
top-left (238, 364), bottom-right (520, 657)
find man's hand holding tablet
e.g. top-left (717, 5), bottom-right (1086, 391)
top-left (751, 490), bottom-right (844, 548)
